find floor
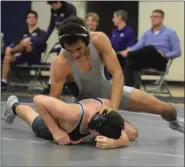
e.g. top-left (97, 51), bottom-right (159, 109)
top-left (1, 95), bottom-right (184, 166)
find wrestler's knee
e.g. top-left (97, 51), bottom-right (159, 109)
top-left (3, 55), bottom-right (14, 63)
top-left (5, 46), bottom-right (13, 56)
top-left (33, 95), bottom-right (45, 106)
top-left (20, 38), bottom-right (31, 47)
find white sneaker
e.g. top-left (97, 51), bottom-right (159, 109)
top-left (169, 117), bottom-right (184, 134)
top-left (1, 95), bottom-right (19, 124)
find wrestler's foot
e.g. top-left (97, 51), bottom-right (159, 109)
top-left (1, 95), bottom-right (19, 125)
top-left (169, 117), bottom-right (184, 133)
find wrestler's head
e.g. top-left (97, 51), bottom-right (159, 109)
top-left (88, 110), bottom-right (124, 139)
top-left (58, 16), bottom-right (90, 59)
top-left (26, 10), bottom-right (38, 27)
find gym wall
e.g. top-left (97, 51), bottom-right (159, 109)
top-left (2, 1), bottom-right (183, 81)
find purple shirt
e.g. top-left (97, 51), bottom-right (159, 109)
top-left (110, 26), bottom-right (137, 52)
top-left (131, 25), bottom-right (181, 58)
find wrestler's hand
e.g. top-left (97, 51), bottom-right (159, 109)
top-left (119, 50), bottom-right (128, 57)
top-left (70, 139), bottom-right (83, 145)
top-left (95, 136), bottom-right (115, 149)
top-left (53, 130), bottom-right (70, 145)
top-left (99, 105), bottom-right (112, 114)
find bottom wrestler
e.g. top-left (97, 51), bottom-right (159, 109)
top-left (2, 95), bottom-right (182, 149)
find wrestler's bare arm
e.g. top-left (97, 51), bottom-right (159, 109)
top-left (93, 32), bottom-right (124, 111)
top-left (111, 131), bottom-right (129, 148)
top-left (50, 51), bottom-right (73, 98)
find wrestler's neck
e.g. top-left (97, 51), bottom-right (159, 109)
top-left (28, 25), bottom-right (38, 33)
top-left (117, 22), bottom-right (126, 31)
top-left (76, 47), bottom-right (90, 61)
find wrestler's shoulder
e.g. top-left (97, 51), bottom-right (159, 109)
top-left (90, 31), bottom-right (108, 42)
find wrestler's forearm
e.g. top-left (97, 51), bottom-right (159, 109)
top-left (112, 131), bottom-right (129, 148)
top-left (110, 71), bottom-right (124, 110)
top-left (39, 110), bottom-right (64, 136)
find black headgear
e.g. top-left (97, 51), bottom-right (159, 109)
top-left (58, 24), bottom-right (90, 49)
top-left (88, 111), bottom-right (109, 131)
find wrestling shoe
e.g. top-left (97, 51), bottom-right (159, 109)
top-left (1, 95), bottom-right (19, 125)
top-left (169, 117), bottom-right (184, 133)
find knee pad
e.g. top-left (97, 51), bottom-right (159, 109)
top-left (32, 116), bottom-right (53, 140)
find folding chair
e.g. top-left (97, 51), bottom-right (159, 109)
top-left (8, 48), bottom-right (51, 92)
top-left (134, 59), bottom-right (174, 97)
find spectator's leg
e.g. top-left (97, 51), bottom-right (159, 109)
top-left (124, 46), bottom-right (168, 87)
top-left (1, 47), bottom-right (16, 90)
top-left (11, 38), bottom-right (32, 54)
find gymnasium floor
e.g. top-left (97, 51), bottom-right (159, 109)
top-left (1, 94), bottom-right (184, 166)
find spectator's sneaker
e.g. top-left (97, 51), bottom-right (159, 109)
top-left (41, 84), bottom-right (51, 94)
top-left (169, 117), bottom-right (184, 133)
top-left (1, 81), bottom-right (8, 91)
top-left (1, 95), bottom-right (19, 125)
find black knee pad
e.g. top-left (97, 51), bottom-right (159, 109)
top-left (65, 81), bottom-right (80, 97)
top-left (32, 116), bottom-right (53, 140)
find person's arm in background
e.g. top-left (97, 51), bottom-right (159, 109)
top-left (126, 31), bottom-right (137, 49)
top-left (120, 31), bottom-right (148, 57)
top-left (118, 30), bottom-right (137, 56)
top-left (66, 3), bottom-right (77, 17)
top-left (130, 31), bottom-right (147, 51)
top-left (164, 30), bottom-right (181, 58)
top-left (45, 12), bottom-right (55, 42)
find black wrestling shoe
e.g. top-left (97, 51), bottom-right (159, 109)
top-left (1, 81), bottom-right (8, 91)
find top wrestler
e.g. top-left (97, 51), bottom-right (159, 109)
top-left (48, 16), bottom-right (184, 136)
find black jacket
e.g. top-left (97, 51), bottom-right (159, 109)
top-left (46, 2), bottom-right (76, 41)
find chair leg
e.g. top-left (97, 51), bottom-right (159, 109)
top-left (154, 74), bottom-right (166, 96)
top-left (163, 81), bottom-right (172, 98)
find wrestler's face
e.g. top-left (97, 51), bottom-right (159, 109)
top-left (26, 13), bottom-right (37, 26)
top-left (86, 16), bottom-right (98, 32)
top-left (112, 14), bottom-right (121, 26)
top-left (64, 40), bottom-right (87, 59)
top-left (151, 12), bottom-right (164, 27)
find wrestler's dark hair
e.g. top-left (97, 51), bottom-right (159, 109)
top-left (88, 110), bottom-right (124, 139)
top-left (26, 10), bottom-right (38, 19)
top-left (58, 16), bottom-right (90, 48)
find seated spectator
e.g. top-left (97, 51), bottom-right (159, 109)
top-left (110, 10), bottom-right (137, 69)
top-left (1, 10), bottom-right (47, 91)
top-left (121, 9), bottom-right (181, 87)
top-left (85, 12), bottom-right (100, 32)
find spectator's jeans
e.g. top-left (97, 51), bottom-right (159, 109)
top-left (124, 45), bottom-right (168, 87)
